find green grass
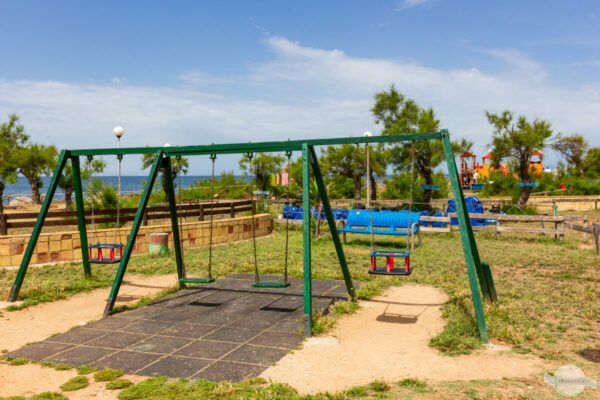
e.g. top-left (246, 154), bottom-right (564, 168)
top-left (28, 394), bottom-right (68, 400)
top-left (59, 376), bottom-right (89, 391)
top-left (93, 368), bottom-right (125, 382)
top-left (1, 221), bottom-right (599, 384)
top-left (106, 378), bottom-right (134, 390)
top-left (76, 365), bottom-right (98, 375)
top-left (8, 358), bottom-right (29, 366)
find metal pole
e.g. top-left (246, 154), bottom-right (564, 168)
top-left (8, 151), bottom-right (69, 301)
top-left (103, 151), bottom-right (163, 316)
top-left (72, 156), bottom-right (91, 279)
top-left (309, 146), bottom-right (356, 301)
top-left (302, 143), bottom-right (313, 337)
top-left (441, 131), bottom-right (489, 343)
top-left (162, 156), bottom-right (185, 286)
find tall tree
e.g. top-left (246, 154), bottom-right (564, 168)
top-left (320, 144), bottom-right (366, 202)
top-left (142, 153), bottom-right (189, 200)
top-left (16, 143), bottom-right (58, 205)
top-left (486, 110), bottom-right (553, 206)
top-left (239, 153), bottom-right (285, 192)
top-left (551, 133), bottom-right (588, 177)
top-left (58, 158), bottom-right (106, 209)
top-left (583, 147), bottom-right (600, 178)
top-left (371, 85), bottom-right (470, 206)
top-left (0, 114), bottom-right (29, 218)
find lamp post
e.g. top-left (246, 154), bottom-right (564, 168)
top-left (114, 126), bottom-right (124, 198)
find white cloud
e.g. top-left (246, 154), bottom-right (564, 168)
top-left (1, 36), bottom-right (599, 174)
top-left (395, 0), bottom-right (433, 11)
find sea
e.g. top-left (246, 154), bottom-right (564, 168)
top-left (2, 175), bottom-right (220, 201)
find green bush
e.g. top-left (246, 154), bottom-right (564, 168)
top-left (381, 171), bottom-right (449, 205)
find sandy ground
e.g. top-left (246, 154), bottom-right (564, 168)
top-left (261, 285), bottom-right (547, 395)
top-left (0, 363), bottom-right (145, 399)
top-left (0, 274), bottom-right (177, 352)
top-left (0, 274), bottom-right (176, 398)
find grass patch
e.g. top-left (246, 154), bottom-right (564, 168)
top-left (59, 376), bottom-right (89, 391)
top-left (331, 300), bottom-right (359, 315)
top-left (369, 380), bottom-right (390, 392)
top-left (8, 358), bottom-right (29, 366)
top-left (29, 393), bottom-right (68, 400)
top-left (106, 378), bottom-right (134, 390)
top-left (429, 295), bottom-right (482, 355)
top-left (37, 361), bottom-right (72, 371)
top-left (76, 365), bottom-right (98, 375)
top-left (310, 312), bottom-right (336, 335)
top-left (397, 378), bottom-right (427, 388)
top-left (94, 368), bottom-right (125, 382)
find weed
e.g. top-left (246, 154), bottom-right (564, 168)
top-left (29, 393), bottom-right (68, 400)
top-left (369, 380), bottom-right (390, 392)
top-left (76, 365), bottom-right (98, 375)
top-left (397, 378), bottom-right (427, 388)
top-left (8, 358), bottom-right (29, 366)
top-left (106, 378), bottom-right (134, 390)
top-left (331, 301), bottom-right (359, 315)
top-left (94, 368), bottom-right (125, 382)
top-left (59, 376), bottom-right (89, 391)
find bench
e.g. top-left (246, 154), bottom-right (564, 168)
top-left (336, 210), bottom-right (422, 251)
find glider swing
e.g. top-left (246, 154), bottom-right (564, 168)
top-left (176, 154), bottom-right (216, 284)
top-left (249, 151), bottom-right (292, 288)
top-left (87, 154), bottom-right (124, 264)
top-left (366, 137), bottom-right (415, 276)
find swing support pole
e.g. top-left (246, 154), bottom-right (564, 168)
top-left (71, 155), bottom-right (92, 279)
top-left (103, 151), bottom-right (163, 316)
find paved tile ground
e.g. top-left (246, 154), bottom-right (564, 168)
top-left (6, 274), bottom-right (358, 383)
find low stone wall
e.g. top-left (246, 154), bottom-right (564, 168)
top-left (0, 214), bottom-right (273, 267)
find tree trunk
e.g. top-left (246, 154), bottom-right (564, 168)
top-left (0, 181), bottom-right (5, 222)
top-left (369, 171), bottom-right (377, 201)
top-left (28, 176), bottom-right (42, 205)
top-left (352, 175), bottom-right (362, 202)
top-left (65, 185), bottom-right (74, 209)
top-left (422, 168), bottom-right (433, 208)
top-left (517, 157), bottom-right (532, 207)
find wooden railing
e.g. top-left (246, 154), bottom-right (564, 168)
top-left (419, 213), bottom-right (597, 253)
top-left (0, 199), bottom-right (255, 235)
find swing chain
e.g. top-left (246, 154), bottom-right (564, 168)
top-left (208, 154), bottom-right (216, 279)
top-left (114, 154), bottom-right (123, 245)
top-left (283, 150), bottom-right (292, 285)
top-left (406, 142), bottom-right (416, 252)
top-left (247, 153), bottom-right (260, 284)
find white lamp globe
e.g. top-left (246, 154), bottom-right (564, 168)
top-left (113, 126), bottom-right (124, 138)
top-left (164, 143), bottom-right (171, 147)
top-left (363, 130), bottom-right (373, 137)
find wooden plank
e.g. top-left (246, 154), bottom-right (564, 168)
top-left (447, 213), bottom-right (565, 222)
top-left (419, 216), bottom-right (451, 222)
top-left (563, 221), bottom-right (594, 234)
top-left (419, 226), bottom-right (451, 233)
top-left (496, 226), bottom-right (561, 234)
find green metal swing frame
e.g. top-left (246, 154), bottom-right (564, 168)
top-left (6, 129), bottom-right (496, 341)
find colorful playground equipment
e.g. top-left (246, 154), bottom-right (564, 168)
top-left (461, 151), bottom-right (544, 187)
top-left (6, 130), bottom-right (496, 343)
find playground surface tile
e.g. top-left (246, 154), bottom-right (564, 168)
top-left (5, 273), bottom-right (356, 382)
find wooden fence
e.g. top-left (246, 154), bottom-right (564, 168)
top-left (0, 199), bottom-right (255, 235)
top-left (419, 213), bottom-right (598, 253)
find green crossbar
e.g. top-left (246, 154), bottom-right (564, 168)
top-left (179, 277), bottom-right (215, 284)
top-left (252, 282), bottom-right (290, 288)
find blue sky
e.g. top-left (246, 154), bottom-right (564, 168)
top-left (1, 0), bottom-right (599, 174)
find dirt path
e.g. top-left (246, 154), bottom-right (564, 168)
top-left (0, 274), bottom-right (177, 352)
top-left (262, 285), bottom-right (547, 395)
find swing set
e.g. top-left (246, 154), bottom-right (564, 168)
top-left (6, 130), bottom-right (496, 341)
